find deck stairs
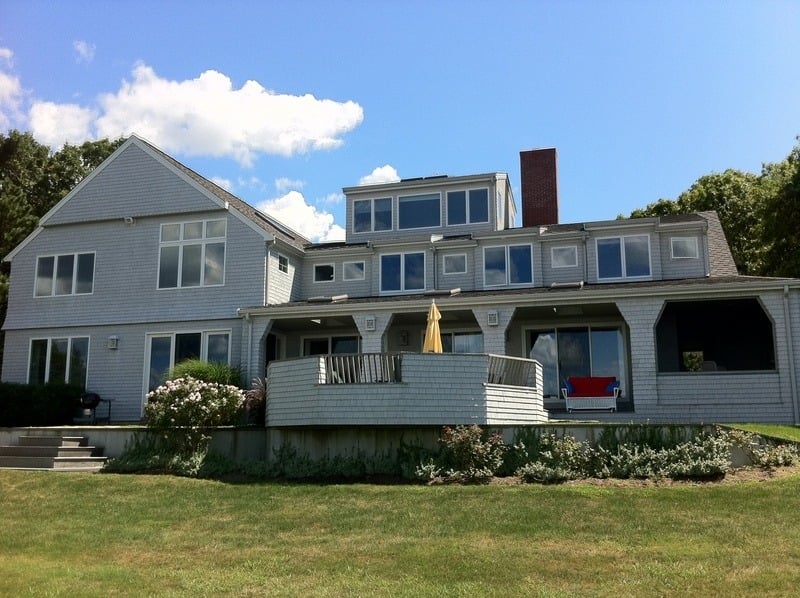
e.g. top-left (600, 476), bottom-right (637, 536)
top-left (0, 435), bottom-right (107, 472)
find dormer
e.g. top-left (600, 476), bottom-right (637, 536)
top-left (343, 173), bottom-right (515, 243)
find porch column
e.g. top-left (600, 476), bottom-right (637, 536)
top-left (472, 307), bottom-right (515, 355)
top-left (244, 316), bottom-right (273, 381)
top-left (616, 299), bottom-right (663, 414)
top-left (354, 312), bottom-right (394, 353)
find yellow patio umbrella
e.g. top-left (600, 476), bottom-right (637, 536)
top-left (423, 300), bottom-right (443, 353)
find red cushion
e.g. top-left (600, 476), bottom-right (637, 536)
top-left (567, 376), bottom-right (617, 397)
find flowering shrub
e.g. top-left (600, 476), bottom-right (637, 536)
top-left (145, 376), bottom-right (245, 453)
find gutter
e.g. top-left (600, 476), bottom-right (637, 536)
top-left (783, 284), bottom-right (799, 424)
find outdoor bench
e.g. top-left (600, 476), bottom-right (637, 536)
top-left (561, 376), bottom-right (619, 412)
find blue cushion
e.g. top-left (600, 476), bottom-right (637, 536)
top-left (563, 379), bottom-right (575, 394)
top-left (605, 380), bottom-right (620, 393)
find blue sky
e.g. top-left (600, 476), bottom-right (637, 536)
top-left (1, 1), bottom-right (799, 241)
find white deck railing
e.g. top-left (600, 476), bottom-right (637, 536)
top-left (323, 353), bottom-right (402, 384)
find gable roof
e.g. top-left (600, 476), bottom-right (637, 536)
top-left (6, 136), bottom-right (309, 262)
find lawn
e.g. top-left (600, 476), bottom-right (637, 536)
top-left (2, 470), bottom-right (800, 597)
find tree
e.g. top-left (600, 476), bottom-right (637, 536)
top-left (761, 140), bottom-right (800, 277)
top-left (0, 131), bottom-right (125, 372)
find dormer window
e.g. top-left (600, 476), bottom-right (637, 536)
top-left (446, 188), bottom-right (489, 225)
top-left (484, 245), bottom-right (533, 286)
top-left (380, 251), bottom-right (425, 293)
top-left (597, 235), bottom-right (651, 280)
top-left (353, 198), bottom-right (392, 233)
top-left (671, 237), bottom-right (699, 259)
top-left (314, 264), bottom-right (334, 283)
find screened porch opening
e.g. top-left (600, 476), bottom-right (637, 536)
top-left (655, 298), bottom-right (775, 372)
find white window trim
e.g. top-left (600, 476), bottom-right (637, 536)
top-left (157, 219), bottom-right (227, 289)
top-left (596, 234), bottom-right (652, 281)
top-left (483, 244), bottom-right (534, 287)
top-left (27, 336), bottom-right (90, 385)
top-left (343, 260), bottom-right (366, 281)
top-left (353, 197), bottom-right (393, 233)
top-left (277, 253), bottom-right (289, 274)
top-left (380, 251), bottom-right (426, 294)
top-left (443, 253), bottom-right (468, 275)
top-left (34, 252), bottom-right (96, 297)
top-left (397, 193), bottom-right (442, 230)
top-left (670, 236), bottom-right (699, 259)
top-left (313, 263), bottom-right (335, 283)
top-left (551, 245), bottom-right (578, 269)
top-left (446, 188), bottom-right (490, 226)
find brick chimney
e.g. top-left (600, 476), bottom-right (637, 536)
top-left (520, 148), bottom-right (558, 227)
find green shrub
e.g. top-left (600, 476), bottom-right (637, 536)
top-left (168, 359), bottom-right (243, 387)
top-left (145, 376), bottom-right (245, 454)
top-left (419, 425), bottom-right (506, 483)
top-left (0, 382), bottom-right (83, 426)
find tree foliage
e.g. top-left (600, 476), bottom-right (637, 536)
top-left (0, 130), bottom-right (125, 370)
top-left (629, 138), bottom-right (800, 277)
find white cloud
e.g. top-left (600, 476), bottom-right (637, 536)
top-left (256, 191), bottom-right (345, 242)
top-left (55, 63), bottom-right (364, 165)
top-left (275, 177), bottom-right (304, 193)
top-left (0, 48), bottom-right (21, 129)
top-left (73, 40), bottom-right (96, 64)
top-left (318, 192), bottom-right (344, 205)
top-left (28, 101), bottom-right (98, 147)
top-left (358, 164), bottom-right (400, 185)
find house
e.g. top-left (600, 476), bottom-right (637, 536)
top-left (3, 136), bottom-right (800, 425)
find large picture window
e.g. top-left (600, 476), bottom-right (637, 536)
top-left (442, 331), bottom-right (483, 353)
top-left (353, 198), bottom-right (392, 233)
top-left (597, 235), bottom-right (650, 280)
top-left (484, 244), bottom-right (533, 286)
top-left (398, 194), bottom-right (440, 229)
top-left (158, 219), bottom-right (226, 289)
top-left (35, 253), bottom-right (95, 296)
top-left (146, 331), bottom-right (230, 392)
top-left (28, 337), bottom-right (89, 386)
top-left (380, 252), bottom-right (425, 293)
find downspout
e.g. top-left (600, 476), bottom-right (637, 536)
top-left (242, 311), bottom-right (253, 383)
top-left (783, 285), bottom-right (799, 424)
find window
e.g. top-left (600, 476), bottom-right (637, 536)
top-left (35, 253), bottom-right (95, 296)
top-left (343, 261), bottom-right (365, 281)
top-left (443, 254), bottom-right (467, 275)
top-left (398, 193), bottom-right (440, 229)
top-left (353, 198), bottom-right (392, 233)
top-left (278, 254), bottom-right (289, 273)
top-left (28, 337), bottom-right (89, 386)
top-left (314, 264), bottom-right (334, 283)
top-left (447, 188), bottom-right (489, 225)
top-left (597, 235), bottom-right (651, 280)
top-left (671, 237), bottom-right (699, 259)
top-left (380, 252), bottom-right (425, 293)
top-left (484, 244), bottom-right (533, 286)
top-left (158, 219), bottom-right (226, 289)
top-left (528, 327), bottom-right (624, 398)
top-left (146, 331), bottom-right (230, 392)
top-left (303, 335), bottom-right (360, 355)
top-left (442, 331), bottom-right (483, 353)
top-left (551, 246), bottom-right (578, 268)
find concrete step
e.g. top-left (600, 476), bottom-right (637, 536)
top-left (18, 435), bottom-right (85, 447)
top-left (0, 445), bottom-right (96, 458)
top-left (0, 435), bottom-right (106, 472)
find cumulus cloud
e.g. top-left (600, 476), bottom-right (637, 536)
top-left (318, 192), bottom-right (344, 205)
top-left (25, 62), bottom-right (363, 162)
top-left (211, 176), bottom-right (233, 191)
top-left (358, 164), bottom-right (400, 186)
top-left (0, 47), bottom-right (22, 129)
top-left (256, 191), bottom-right (345, 242)
top-left (275, 177), bottom-right (304, 193)
top-left (73, 40), bottom-right (96, 64)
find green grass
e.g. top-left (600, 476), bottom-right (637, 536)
top-left (2, 471), bottom-right (800, 596)
top-left (727, 423), bottom-right (800, 443)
